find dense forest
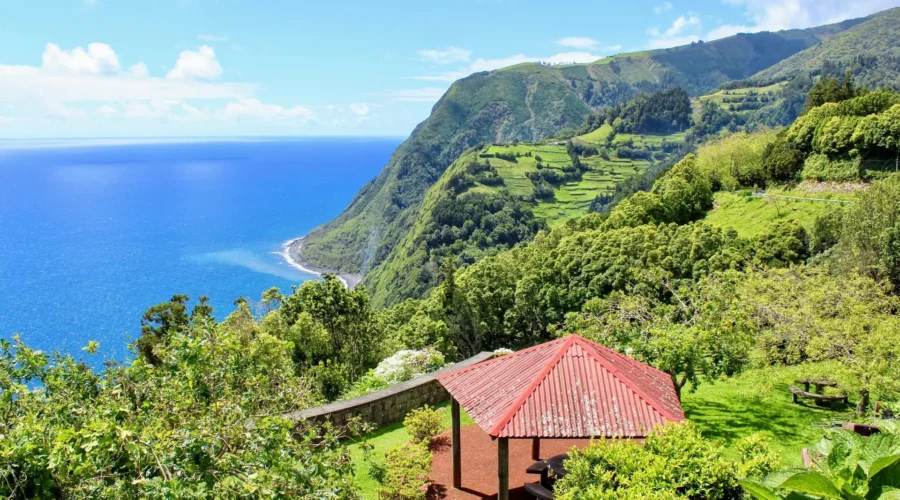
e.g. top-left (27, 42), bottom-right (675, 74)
top-left (579, 88), bottom-right (693, 135)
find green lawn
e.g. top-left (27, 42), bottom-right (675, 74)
top-left (702, 190), bottom-right (850, 238)
top-left (683, 363), bottom-right (855, 466)
top-left (347, 402), bottom-right (475, 498)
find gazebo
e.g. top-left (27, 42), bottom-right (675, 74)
top-left (437, 334), bottom-right (685, 499)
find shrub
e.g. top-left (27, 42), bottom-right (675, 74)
top-left (801, 153), bottom-right (860, 182)
top-left (811, 209), bottom-right (844, 255)
top-left (404, 405), bottom-right (443, 443)
top-left (763, 134), bottom-right (804, 181)
top-left (555, 422), bottom-right (764, 500)
top-left (373, 348), bottom-right (446, 384)
top-left (753, 220), bottom-right (809, 267)
top-left (342, 348), bottom-right (446, 400)
top-left (379, 440), bottom-right (432, 500)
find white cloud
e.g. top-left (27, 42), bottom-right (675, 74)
top-left (96, 104), bottom-right (118, 117)
top-left (647, 14), bottom-right (703, 48)
top-left (42, 43), bottom-right (120, 74)
top-left (706, 0), bottom-right (899, 41)
top-left (418, 46), bottom-right (471, 64)
top-left (556, 37), bottom-right (599, 49)
top-left (653, 2), bottom-right (675, 16)
top-left (129, 62), bottom-right (149, 78)
top-left (0, 64), bottom-right (254, 103)
top-left (349, 103), bottom-right (370, 115)
top-left (653, 2), bottom-right (674, 14)
top-left (220, 98), bottom-right (315, 121)
top-left (166, 45), bottom-right (222, 80)
top-left (648, 14), bottom-right (702, 37)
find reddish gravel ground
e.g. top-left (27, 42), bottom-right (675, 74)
top-left (428, 426), bottom-right (592, 499)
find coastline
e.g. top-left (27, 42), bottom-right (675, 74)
top-left (281, 237), bottom-right (362, 289)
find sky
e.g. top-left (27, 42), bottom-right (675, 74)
top-left (0, 0), bottom-right (898, 138)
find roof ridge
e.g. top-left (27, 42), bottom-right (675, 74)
top-left (436, 336), bottom-right (568, 381)
top-left (486, 335), bottom-right (578, 437)
top-left (572, 336), bottom-right (683, 423)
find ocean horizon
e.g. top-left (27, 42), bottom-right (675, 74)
top-left (0, 137), bottom-right (401, 367)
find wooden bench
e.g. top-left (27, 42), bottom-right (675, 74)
top-left (789, 385), bottom-right (848, 409)
top-left (524, 481), bottom-right (555, 500)
top-left (795, 379), bottom-right (838, 394)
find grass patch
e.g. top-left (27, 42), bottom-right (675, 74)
top-left (683, 363), bottom-right (856, 467)
top-left (576, 123), bottom-right (614, 144)
top-left (348, 401), bottom-right (475, 498)
top-left (702, 190), bottom-right (849, 238)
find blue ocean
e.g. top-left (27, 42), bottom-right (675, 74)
top-left (0, 138), bottom-right (400, 366)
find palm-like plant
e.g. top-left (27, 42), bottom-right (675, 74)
top-left (741, 430), bottom-right (900, 499)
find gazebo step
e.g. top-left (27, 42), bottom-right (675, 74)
top-left (524, 481), bottom-right (555, 500)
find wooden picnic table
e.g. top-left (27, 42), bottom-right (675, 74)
top-left (525, 453), bottom-right (569, 500)
top-left (795, 379), bottom-right (838, 394)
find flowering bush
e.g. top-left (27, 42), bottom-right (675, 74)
top-left (342, 348), bottom-right (446, 400)
top-left (373, 348), bottom-right (446, 384)
top-left (379, 440), bottom-right (432, 500)
top-left (404, 405), bottom-right (444, 443)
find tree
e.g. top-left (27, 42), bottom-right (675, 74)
top-left (280, 275), bottom-right (382, 383)
top-left (0, 309), bottom-right (364, 498)
top-left (567, 271), bottom-right (754, 398)
top-left (806, 71), bottom-right (861, 110)
top-left (840, 174), bottom-right (900, 291)
top-left (137, 294), bottom-right (189, 364)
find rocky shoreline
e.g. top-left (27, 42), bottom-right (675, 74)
top-left (282, 237), bottom-right (362, 289)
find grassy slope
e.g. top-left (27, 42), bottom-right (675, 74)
top-left (301, 21), bottom-right (849, 281)
top-left (703, 188), bottom-right (853, 238)
top-left (683, 363), bottom-right (855, 467)
top-left (301, 66), bottom-right (592, 274)
top-left (363, 133), bottom-right (688, 305)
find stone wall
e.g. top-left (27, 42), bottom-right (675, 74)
top-left (284, 351), bottom-right (492, 429)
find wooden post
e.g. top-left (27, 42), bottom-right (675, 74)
top-left (532, 437), bottom-right (540, 460)
top-left (452, 398), bottom-right (461, 489)
top-left (498, 438), bottom-right (509, 500)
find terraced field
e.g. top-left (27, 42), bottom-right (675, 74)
top-left (697, 82), bottom-right (785, 115)
top-left (472, 143), bottom-right (655, 224)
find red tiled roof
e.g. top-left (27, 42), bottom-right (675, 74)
top-left (437, 335), bottom-right (684, 438)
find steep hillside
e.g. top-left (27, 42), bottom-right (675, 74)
top-left (299, 23), bottom-right (853, 279)
top-left (362, 132), bottom-right (688, 304)
top-left (756, 7), bottom-right (900, 89)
